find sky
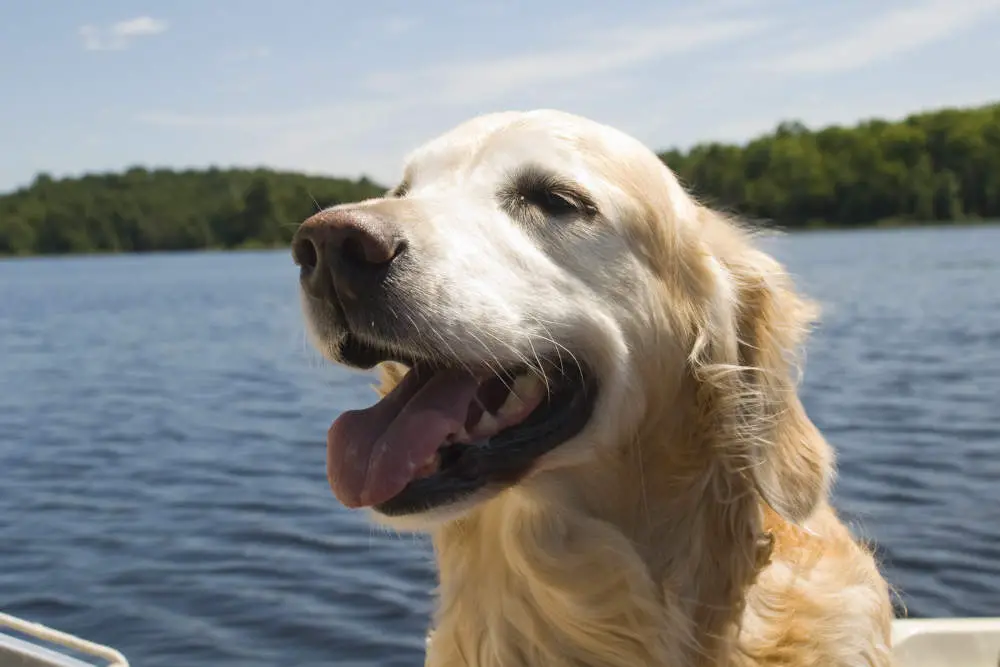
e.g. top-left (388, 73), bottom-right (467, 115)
top-left (1, 0), bottom-right (999, 193)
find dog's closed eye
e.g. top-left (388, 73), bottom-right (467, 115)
top-left (499, 164), bottom-right (598, 223)
top-left (388, 180), bottom-right (409, 198)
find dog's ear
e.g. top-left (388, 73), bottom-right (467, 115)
top-left (691, 216), bottom-right (833, 524)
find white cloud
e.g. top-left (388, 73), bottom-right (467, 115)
top-left (758, 0), bottom-right (1000, 74)
top-left (382, 16), bottom-right (417, 36)
top-left (132, 13), bottom-right (772, 184)
top-left (364, 18), bottom-right (769, 104)
top-left (114, 17), bottom-right (169, 37)
top-left (79, 16), bottom-right (169, 52)
top-left (142, 12), bottom-right (770, 127)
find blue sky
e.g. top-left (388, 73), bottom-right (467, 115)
top-left (2, 0), bottom-right (999, 193)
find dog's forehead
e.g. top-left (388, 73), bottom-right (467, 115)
top-left (403, 111), bottom-right (633, 190)
top-left (401, 112), bottom-right (520, 180)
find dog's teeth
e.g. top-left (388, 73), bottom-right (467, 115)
top-left (497, 389), bottom-right (525, 419)
top-left (514, 374), bottom-right (545, 401)
top-left (414, 453), bottom-right (439, 479)
top-left (445, 426), bottom-right (472, 444)
top-left (497, 374), bottom-right (545, 419)
top-left (471, 411), bottom-right (500, 438)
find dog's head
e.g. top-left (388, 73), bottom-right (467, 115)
top-left (294, 110), bottom-right (831, 529)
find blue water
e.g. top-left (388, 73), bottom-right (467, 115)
top-left (2, 225), bottom-right (999, 666)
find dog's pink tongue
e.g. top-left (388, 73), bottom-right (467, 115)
top-left (326, 368), bottom-right (479, 508)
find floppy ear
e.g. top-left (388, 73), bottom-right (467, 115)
top-left (692, 218), bottom-right (833, 524)
top-left (734, 251), bottom-right (833, 523)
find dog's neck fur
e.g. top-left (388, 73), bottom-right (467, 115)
top-left (422, 385), bottom-right (775, 667)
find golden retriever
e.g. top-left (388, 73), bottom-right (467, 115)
top-left (291, 110), bottom-right (895, 666)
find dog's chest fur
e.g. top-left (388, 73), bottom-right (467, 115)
top-left (420, 490), bottom-right (755, 667)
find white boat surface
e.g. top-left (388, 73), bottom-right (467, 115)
top-left (0, 611), bottom-right (128, 667)
top-left (892, 617), bottom-right (1000, 667)
top-left (3, 610), bottom-right (998, 666)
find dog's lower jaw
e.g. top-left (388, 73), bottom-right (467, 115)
top-left (367, 489), bottom-right (499, 533)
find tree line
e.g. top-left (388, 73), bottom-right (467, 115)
top-left (0, 168), bottom-right (384, 256)
top-left (661, 101), bottom-right (1000, 229)
top-left (1, 101), bottom-right (998, 256)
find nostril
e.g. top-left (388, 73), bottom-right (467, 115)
top-left (341, 235), bottom-right (370, 268)
top-left (390, 238), bottom-right (408, 261)
top-left (340, 229), bottom-right (403, 268)
top-left (293, 237), bottom-right (319, 272)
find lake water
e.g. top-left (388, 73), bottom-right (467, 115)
top-left (1, 225), bottom-right (998, 666)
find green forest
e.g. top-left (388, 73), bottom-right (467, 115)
top-left (0, 168), bottom-right (384, 256)
top-left (1, 101), bottom-right (998, 256)
top-left (661, 101), bottom-right (1000, 229)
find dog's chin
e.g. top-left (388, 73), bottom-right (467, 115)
top-left (318, 330), bottom-right (600, 525)
top-left (365, 487), bottom-right (503, 532)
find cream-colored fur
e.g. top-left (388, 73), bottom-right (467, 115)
top-left (305, 110), bottom-right (895, 666)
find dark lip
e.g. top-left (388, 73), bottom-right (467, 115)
top-left (339, 332), bottom-right (428, 370)
top-left (372, 363), bottom-right (598, 517)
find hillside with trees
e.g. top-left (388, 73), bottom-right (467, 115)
top-left (0, 168), bottom-right (384, 256)
top-left (661, 101), bottom-right (1000, 229)
top-left (1, 101), bottom-right (998, 256)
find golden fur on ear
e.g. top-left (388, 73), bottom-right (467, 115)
top-left (690, 209), bottom-right (833, 524)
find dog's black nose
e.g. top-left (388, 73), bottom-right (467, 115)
top-left (292, 208), bottom-right (406, 301)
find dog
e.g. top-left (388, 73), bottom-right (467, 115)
top-left (292, 110), bottom-right (895, 666)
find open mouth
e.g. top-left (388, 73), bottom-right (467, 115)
top-left (326, 335), bottom-right (597, 516)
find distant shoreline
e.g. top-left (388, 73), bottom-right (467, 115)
top-left (4, 100), bottom-right (997, 257)
top-left (0, 240), bottom-right (291, 261)
top-left (774, 217), bottom-right (1000, 233)
top-left (3, 219), bottom-right (998, 262)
